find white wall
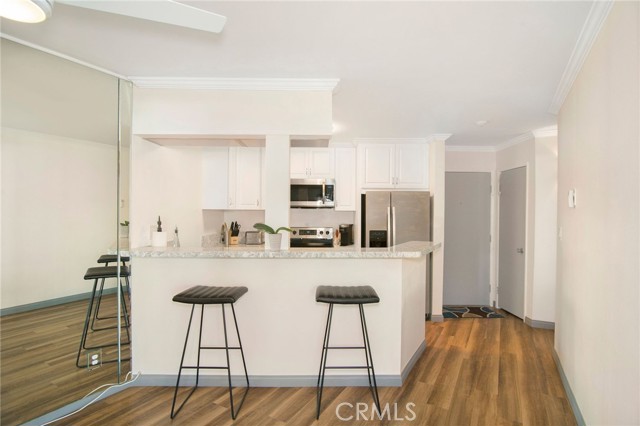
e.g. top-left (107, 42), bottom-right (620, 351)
top-left (429, 139), bottom-right (446, 319)
top-left (1, 128), bottom-right (117, 308)
top-left (556, 2), bottom-right (639, 424)
top-left (532, 136), bottom-right (557, 322)
top-left (133, 88), bottom-right (332, 137)
top-left (129, 137), bottom-right (205, 248)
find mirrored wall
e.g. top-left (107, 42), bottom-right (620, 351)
top-left (0, 38), bottom-right (131, 425)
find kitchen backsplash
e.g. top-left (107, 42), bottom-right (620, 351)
top-left (290, 209), bottom-right (355, 228)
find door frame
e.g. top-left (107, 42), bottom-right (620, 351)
top-left (496, 164), bottom-right (531, 320)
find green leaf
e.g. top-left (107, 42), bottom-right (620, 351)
top-left (253, 223), bottom-right (275, 234)
top-left (253, 223), bottom-right (292, 234)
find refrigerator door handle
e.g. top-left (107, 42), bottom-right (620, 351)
top-left (387, 206), bottom-right (391, 247)
top-left (392, 206), bottom-right (397, 247)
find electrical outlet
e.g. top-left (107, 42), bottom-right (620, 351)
top-left (87, 349), bottom-right (102, 370)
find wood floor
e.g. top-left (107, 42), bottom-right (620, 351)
top-left (1, 294), bottom-right (131, 426)
top-left (35, 313), bottom-right (576, 426)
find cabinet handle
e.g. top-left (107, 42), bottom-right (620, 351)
top-left (229, 197), bottom-right (232, 206)
top-left (256, 199), bottom-right (259, 206)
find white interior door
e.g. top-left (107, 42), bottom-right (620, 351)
top-left (443, 172), bottom-right (491, 306)
top-left (498, 166), bottom-right (526, 318)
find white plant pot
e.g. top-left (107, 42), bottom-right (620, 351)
top-left (151, 231), bottom-right (167, 247)
top-left (266, 233), bottom-right (282, 251)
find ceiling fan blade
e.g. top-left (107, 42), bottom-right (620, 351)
top-left (57, 0), bottom-right (226, 33)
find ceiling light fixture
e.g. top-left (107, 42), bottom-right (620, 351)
top-left (0, 0), bottom-right (52, 23)
top-left (475, 120), bottom-right (489, 126)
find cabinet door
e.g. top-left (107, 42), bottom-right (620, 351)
top-left (308, 148), bottom-right (334, 178)
top-left (201, 148), bottom-right (229, 209)
top-left (334, 147), bottom-right (356, 211)
top-left (395, 143), bottom-right (429, 189)
top-left (233, 147), bottom-right (263, 210)
top-left (290, 148), bottom-right (309, 178)
top-left (360, 144), bottom-right (395, 188)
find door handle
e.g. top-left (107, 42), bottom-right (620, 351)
top-left (516, 248), bottom-right (524, 254)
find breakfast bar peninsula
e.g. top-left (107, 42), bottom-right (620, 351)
top-left (129, 241), bottom-right (439, 387)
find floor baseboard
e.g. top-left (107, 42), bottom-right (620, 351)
top-left (553, 350), bottom-right (586, 426)
top-left (525, 316), bottom-right (555, 330)
top-left (0, 288), bottom-right (117, 317)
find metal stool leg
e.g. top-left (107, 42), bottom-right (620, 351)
top-left (171, 304), bottom-right (202, 419)
top-left (316, 303), bottom-right (334, 419)
top-left (228, 303), bottom-right (250, 419)
top-left (171, 302), bottom-right (249, 420)
top-left (359, 304), bottom-right (380, 412)
top-left (76, 279), bottom-right (99, 368)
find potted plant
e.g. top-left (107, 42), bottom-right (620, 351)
top-left (119, 220), bottom-right (130, 238)
top-left (253, 223), bottom-right (292, 250)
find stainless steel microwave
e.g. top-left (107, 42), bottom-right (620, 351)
top-left (290, 178), bottom-right (335, 208)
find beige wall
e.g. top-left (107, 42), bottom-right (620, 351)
top-left (1, 128), bottom-right (117, 308)
top-left (556, 2), bottom-right (639, 424)
top-left (1, 41), bottom-right (120, 310)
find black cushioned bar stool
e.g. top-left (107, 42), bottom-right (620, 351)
top-left (315, 285), bottom-right (381, 419)
top-left (91, 255), bottom-right (131, 330)
top-left (171, 285), bottom-right (250, 420)
top-left (76, 265), bottom-right (131, 368)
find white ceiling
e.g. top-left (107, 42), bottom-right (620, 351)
top-left (0, 1), bottom-right (595, 147)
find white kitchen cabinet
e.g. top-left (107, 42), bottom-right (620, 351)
top-left (229, 147), bottom-right (263, 209)
top-left (201, 147), bottom-right (229, 210)
top-left (334, 147), bottom-right (356, 211)
top-left (290, 148), bottom-right (334, 178)
top-left (358, 142), bottom-right (429, 189)
top-left (202, 147), bottom-right (264, 210)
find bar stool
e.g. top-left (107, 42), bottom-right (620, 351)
top-left (315, 285), bottom-right (381, 419)
top-left (76, 265), bottom-right (131, 368)
top-left (91, 254), bottom-right (131, 330)
top-left (170, 285), bottom-right (250, 420)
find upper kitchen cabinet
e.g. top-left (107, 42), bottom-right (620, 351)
top-left (290, 147), bottom-right (334, 178)
top-left (358, 142), bottom-right (429, 189)
top-left (202, 147), bottom-right (230, 209)
top-left (202, 146), bottom-right (264, 210)
top-left (334, 147), bottom-right (356, 211)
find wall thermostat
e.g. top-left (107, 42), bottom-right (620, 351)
top-left (568, 189), bottom-right (577, 208)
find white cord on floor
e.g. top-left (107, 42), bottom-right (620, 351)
top-left (40, 371), bottom-right (141, 426)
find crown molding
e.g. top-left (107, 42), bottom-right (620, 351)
top-left (445, 145), bottom-right (497, 153)
top-left (353, 138), bottom-right (428, 145)
top-left (532, 126), bottom-right (558, 139)
top-left (426, 134), bottom-right (453, 143)
top-left (495, 132), bottom-right (534, 151)
top-left (1, 34), bottom-right (127, 79)
top-left (129, 77), bottom-right (340, 92)
top-left (548, 1), bottom-right (614, 114)
top-left (353, 134), bottom-right (451, 145)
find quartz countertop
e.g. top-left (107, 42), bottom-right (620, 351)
top-left (127, 241), bottom-right (441, 259)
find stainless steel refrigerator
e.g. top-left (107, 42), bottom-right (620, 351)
top-left (361, 191), bottom-right (432, 317)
